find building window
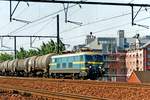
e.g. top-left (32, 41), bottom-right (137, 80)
top-left (55, 58), bottom-right (57, 62)
top-left (147, 48), bottom-right (150, 51)
top-left (147, 62), bottom-right (150, 66)
top-left (147, 55), bottom-right (150, 58)
top-left (137, 60), bottom-right (139, 63)
top-left (121, 68), bottom-right (126, 73)
top-left (130, 69), bottom-right (132, 72)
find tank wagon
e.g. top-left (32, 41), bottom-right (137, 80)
top-left (50, 52), bottom-right (104, 79)
top-left (0, 54), bottom-right (54, 77)
top-left (0, 52), bottom-right (104, 79)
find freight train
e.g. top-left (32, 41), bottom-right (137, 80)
top-left (0, 52), bottom-right (104, 80)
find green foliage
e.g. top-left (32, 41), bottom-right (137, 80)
top-left (38, 39), bottom-right (65, 55)
top-left (0, 53), bottom-right (13, 62)
top-left (17, 47), bottom-right (28, 59)
top-left (27, 49), bottom-right (38, 57)
top-left (0, 39), bottom-right (66, 61)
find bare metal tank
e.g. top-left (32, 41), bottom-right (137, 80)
top-left (3, 61), bottom-right (9, 72)
top-left (13, 59), bottom-right (18, 72)
top-left (28, 56), bottom-right (38, 72)
top-left (24, 58), bottom-right (30, 72)
top-left (35, 54), bottom-right (54, 72)
top-left (0, 62), bottom-right (4, 72)
top-left (7, 60), bottom-right (16, 72)
top-left (17, 59), bottom-right (25, 71)
top-left (0, 63), bottom-right (3, 72)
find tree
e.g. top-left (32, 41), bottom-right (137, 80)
top-left (0, 39), bottom-right (66, 61)
top-left (0, 53), bottom-right (13, 62)
top-left (27, 49), bottom-right (38, 57)
top-left (38, 39), bottom-right (65, 55)
top-left (16, 47), bottom-right (28, 59)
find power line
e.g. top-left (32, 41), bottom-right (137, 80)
top-left (7, 4), bottom-right (78, 35)
top-left (64, 16), bottom-right (150, 41)
top-left (60, 12), bottom-right (131, 34)
top-left (60, 8), bottom-right (150, 35)
top-left (0, 22), bottom-right (11, 31)
top-left (129, 0), bottom-right (135, 3)
top-left (33, 17), bottom-right (55, 35)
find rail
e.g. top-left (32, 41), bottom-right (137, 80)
top-left (0, 76), bottom-right (150, 88)
top-left (0, 83), bottom-right (105, 100)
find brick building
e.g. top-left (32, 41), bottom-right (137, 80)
top-left (103, 52), bottom-right (127, 82)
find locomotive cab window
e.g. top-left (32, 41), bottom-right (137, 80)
top-left (80, 55), bottom-right (83, 61)
top-left (68, 62), bottom-right (73, 68)
top-left (62, 63), bottom-right (66, 68)
top-left (57, 63), bottom-right (60, 68)
top-left (54, 58), bottom-right (57, 62)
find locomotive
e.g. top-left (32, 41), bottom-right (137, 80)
top-left (0, 52), bottom-right (104, 79)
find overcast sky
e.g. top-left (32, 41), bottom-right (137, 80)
top-left (0, 0), bottom-right (150, 52)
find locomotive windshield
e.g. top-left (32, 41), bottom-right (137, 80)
top-left (85, 55), bottom-right (103, 62)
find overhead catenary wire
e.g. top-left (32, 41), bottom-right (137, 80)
top-left (60, 8), bottom-right (150, 35)
top-left (31, 17), bottom-right (55, 43)
top-left (33, 17), bottom-right (55, 35)
top-left (129, 0), bottom-right (135, 3)
top-left (64, 16), bottom-right (150, 41)
top-left (6, 3), bottom-right (79, 35)
top-left (60, 12), bottom-right (131, 34)
top-left (0, 22), bottom-right (11, 32)
top-left (7, 0), bottom-right (89, 35)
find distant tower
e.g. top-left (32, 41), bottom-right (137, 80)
top-left (117, 30), bottom-right (125, 50)
top-left (85, 32), bottom-right (96, 45)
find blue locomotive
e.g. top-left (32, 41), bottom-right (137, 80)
top-left (49, 52), bottom-right (104, 79)
top-left (0, 51), bottom-right (104, 80)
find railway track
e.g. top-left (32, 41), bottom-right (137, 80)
top-left (0, 84), bottom-right (103, 100)
top-left (0, 76), bottom-right (150, 88)
top-left (0, 76), bottom-right (150, 100)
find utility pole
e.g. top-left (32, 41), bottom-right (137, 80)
top-left (57, 14), bottom-right (60, 54)
top-left (10, 0), bottom-right (12, 21)
top-left (14, 36), bottom-right (17, 59)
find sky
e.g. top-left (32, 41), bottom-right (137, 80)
top-left (0, 0), bottom-right (150, 52)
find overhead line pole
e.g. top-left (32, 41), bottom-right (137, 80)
top-left (9, 0), bottom-right (11, 21)
top-left (14, 36), bottom-right (17, 59)
top-left (57, 14), bottom-right (60, 54)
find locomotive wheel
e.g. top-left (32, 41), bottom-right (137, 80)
top-left (73, 73), bottom-right (79, 79)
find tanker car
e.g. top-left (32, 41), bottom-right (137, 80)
top-left (0, 52), bottom-right (104, 79)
